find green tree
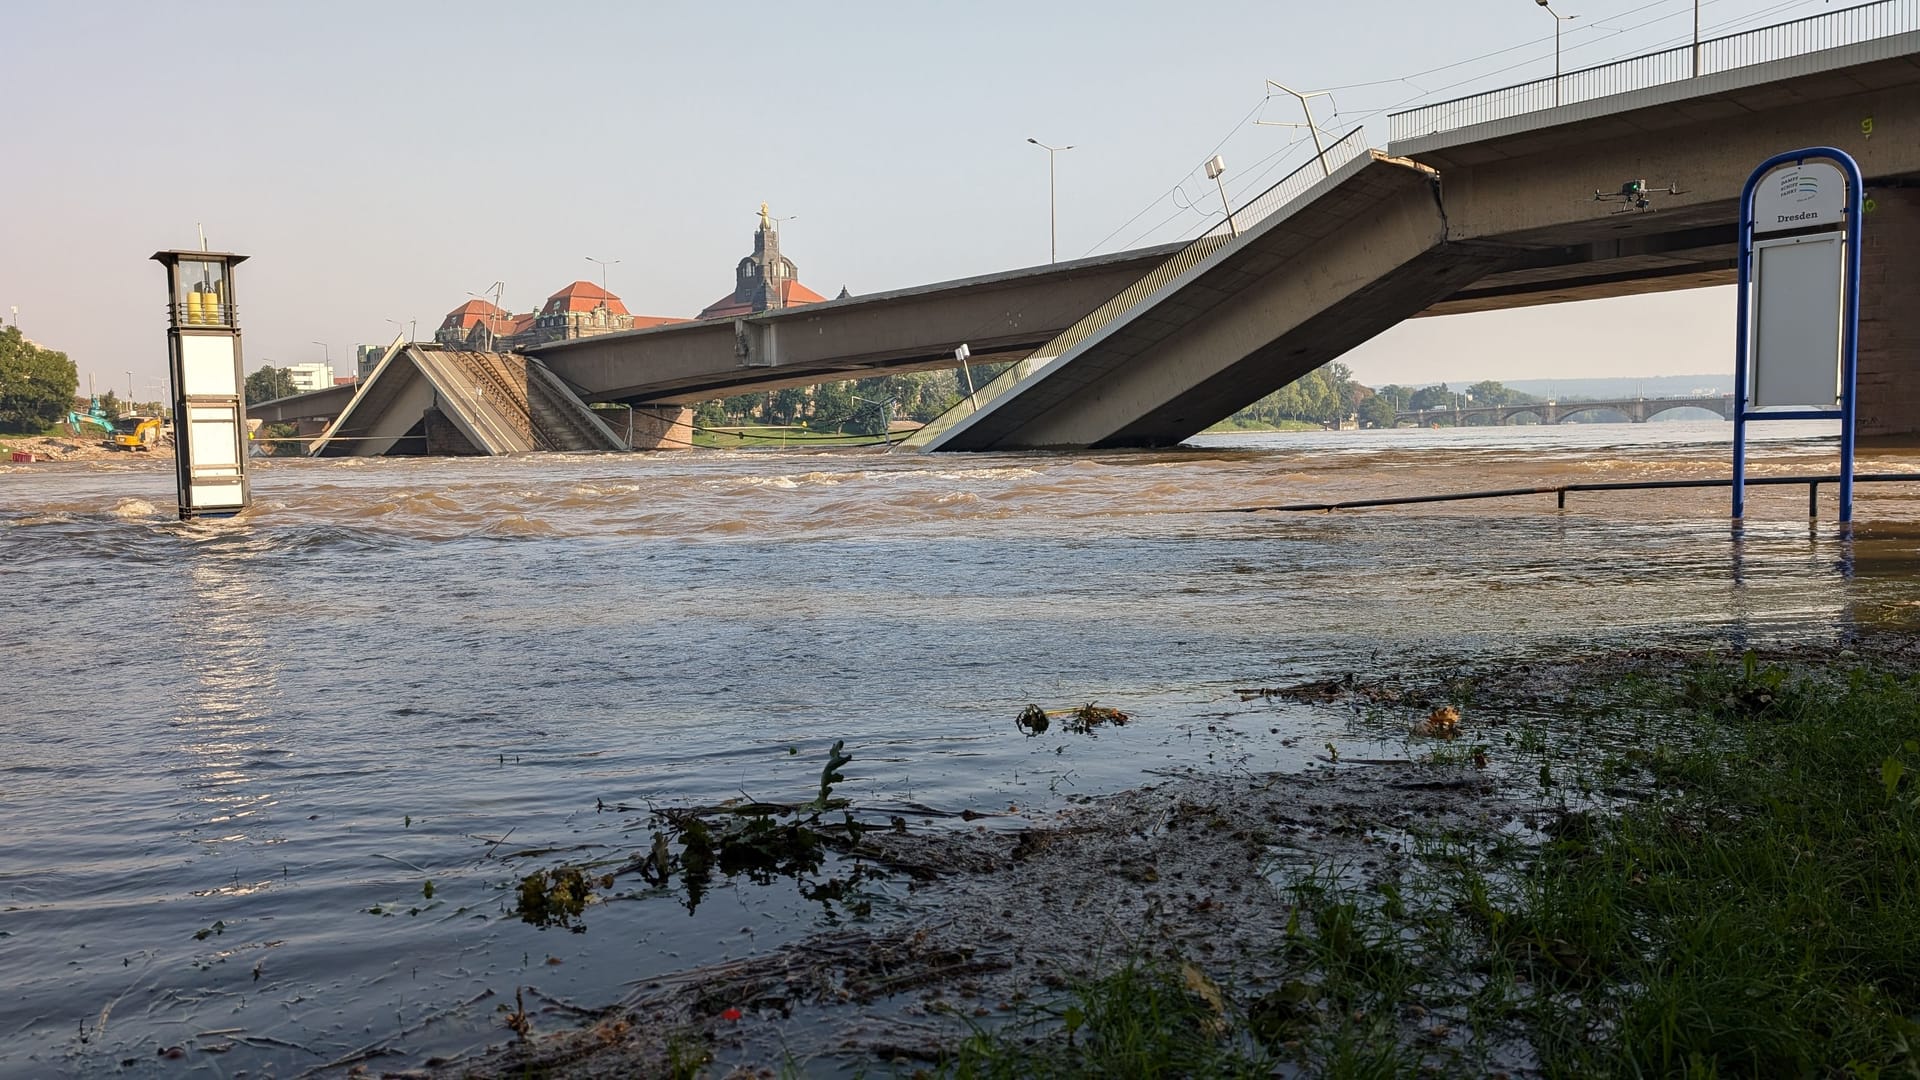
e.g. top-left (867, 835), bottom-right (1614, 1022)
top-left (720, 393), bottom-right (761, 423)
top-left (1407, 383), bottom-right (1454, 412)
top-left (1357, 394), bottom-right (1399, 429)
top-left (1374, 384), bottom-right (1414, 415)
top-left (0, 326), bottom-right (79, 433)
top-left (767, 386), bottom-right (810, 425)
top-left (245, 365), bottom-right (299, 405)
top-left (810, 380), bottom-right (856, 429)
top-left (96, 390), bottom-right (124, 419)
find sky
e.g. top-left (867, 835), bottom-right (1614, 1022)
top-left (1, 0), bottom-right (1824, 399)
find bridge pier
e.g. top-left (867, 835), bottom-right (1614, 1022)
top-left (1858, 186), bottom-right (1920, 443)
top-left (623, 406), bottom-right (695, 450)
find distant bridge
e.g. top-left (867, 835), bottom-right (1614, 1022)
top-left (1396, 395), bottom-right (1735, 426)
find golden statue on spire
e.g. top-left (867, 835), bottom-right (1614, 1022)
top-left (760, 202), bottom-right (772, 230)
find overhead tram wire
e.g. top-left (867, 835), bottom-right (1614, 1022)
top-left (1307, 0), bottom-right (1828, 137)
top-left (1079, 0), bottom-right (1693, 258)
top-left (1082, 0), bottom-right (1842, 260)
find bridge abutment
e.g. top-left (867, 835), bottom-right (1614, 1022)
top-left (1858, 186), bottom-right (1920, 443)
top-left (625, 406), bottom-right (694, 450)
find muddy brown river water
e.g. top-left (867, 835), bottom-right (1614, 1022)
top-left (4, 420), bottom-right (1919, 1076)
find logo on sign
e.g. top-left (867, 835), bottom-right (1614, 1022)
top-left (1754, 161), bottom-right (1846, 233)
top-left (1778, 170), bottom-right (1820, 203)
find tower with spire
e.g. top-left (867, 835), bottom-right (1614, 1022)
top-left (698, 203), bottom-right (827, 320)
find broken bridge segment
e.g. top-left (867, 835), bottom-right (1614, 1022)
top-left (310, 345), bottom-right (630, 456)
top-left (917, 140), bottom-right (1525, 451)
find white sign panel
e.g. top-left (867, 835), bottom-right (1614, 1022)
top-left (1753, 161), bottom-right (1847, 234)
top-left (180, 335), bottom-right (239, 396)
top-left (187, 403), bottom-right (244, 471)
top-left (1750, 233), bottom-right (1843, 408)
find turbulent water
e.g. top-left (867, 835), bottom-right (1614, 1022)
top-left (5, 420), bottom-right (1920, 1076)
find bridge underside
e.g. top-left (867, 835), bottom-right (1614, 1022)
top-left (924, 38), bottom-right (1920, 451)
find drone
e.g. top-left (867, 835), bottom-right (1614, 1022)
top-left (1594, 179), bottom-right (1687, 213)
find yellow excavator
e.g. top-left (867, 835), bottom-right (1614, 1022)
top-left (108, 415), bottom-right (165, 452)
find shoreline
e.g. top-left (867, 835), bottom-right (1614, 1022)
top-left (432, 637), bottom-right (1920, 1078)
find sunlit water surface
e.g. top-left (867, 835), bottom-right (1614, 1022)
top-left (6, 421), bottom-right (1920, 1076)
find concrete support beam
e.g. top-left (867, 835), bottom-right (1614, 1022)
top-left (935, 160), bottom-right (1524, 450)
top-left (1857, 185), bottom-right (1920, 441)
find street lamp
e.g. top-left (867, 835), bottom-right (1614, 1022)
top-left (1692, 0), bottom-right (1702, 77)
top-left (1205, 155), bottom-right (1237, 237)
top-left (1026, 138), bottom-right (1074, 264)
top-left (125, 370), bottom-right (134, 404)
top-left (585, 257), bottom-right (619, 316)
top-left (311, 340), bottom-right (330, 376)
top-left (386, 317), bottom-right (416, 342)
top-left (1534, 0), bottom-right (1579, 107)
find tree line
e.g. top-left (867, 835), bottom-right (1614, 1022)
top-left (0, 326), bottom-right (79, 433)
top-left (686, 361), bottom-right (1552, 434)
top-left (1225, 365), bottom-right (1541, 430)
top-left (694, 365), bottom-right (1010, 435)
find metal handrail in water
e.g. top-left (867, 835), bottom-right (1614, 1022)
top-left (1217, 472), bottom-right (1920, 516)
top-left (1389, 0), bottom-right (1918, 143)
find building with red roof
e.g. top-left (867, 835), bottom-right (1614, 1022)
top-left (434, 299), bottom-right (517, 349)
top-left (433, 284), bottom-right (685, 352)
top-left (698, 204), bottom-right (829, 320)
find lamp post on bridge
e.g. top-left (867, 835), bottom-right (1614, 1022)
top-left (1026, 138), bottom-right (1074, 264)
top-left (585, 257), bottom-right (620, 316)
top-left (1692, 0), bottom-right (1702, 77)
top-left (1533, 0), bottom-right (1579, 107)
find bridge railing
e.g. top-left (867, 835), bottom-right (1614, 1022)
top-left (905, 128), bottom-right (1372, 448)
top-left (1390, 0), bottom-right (1919, 144)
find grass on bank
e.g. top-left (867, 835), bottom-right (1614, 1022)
top-left (1200, 417), bottom-right (1325, 434)
top-left (692, 425), bottom-right (895, 448)
top-left (929, 654), bottom-right (1920, 1079)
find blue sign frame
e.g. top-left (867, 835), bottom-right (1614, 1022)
top-left (1732, 147), bottom-right (1864, 522)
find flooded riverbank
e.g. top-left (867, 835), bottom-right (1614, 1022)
top-left (5, 421), bottom-right (1920, 1075)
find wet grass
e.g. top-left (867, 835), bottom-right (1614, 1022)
top-left (935, 960), bottom-right (1275, 1079)
top-left (928, 653), bottom-right (1920, 1078)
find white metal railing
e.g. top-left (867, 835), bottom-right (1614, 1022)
top-left (1390, 0), bottom-right (1918, 143)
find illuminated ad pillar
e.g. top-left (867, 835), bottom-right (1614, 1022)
top-left (152, 250), bottom-right (252, 520)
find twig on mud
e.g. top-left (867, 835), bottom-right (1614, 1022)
top-left (294, 988), bottom-right (496, 1077)
top-left (524, 985), bottom-right (616, 1020)
top-left (231, 1033), bottom-right (323, 1054)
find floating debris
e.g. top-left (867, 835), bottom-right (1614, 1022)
top-left (514, 866), bottom-right (609, 931)
top-left (1016, 704), bottom-right (1050, 736)
top-left (1063, 704), bottom-right (1129, 734)
top-left (1413, 705), bottom-right (1462, 738)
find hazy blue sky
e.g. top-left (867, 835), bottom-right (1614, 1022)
top-left (3, 0), bottom-right (1823, 397)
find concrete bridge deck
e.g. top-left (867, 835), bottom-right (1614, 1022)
top-left (529, 244), bottom-right (1182, 405)
top-left (921, 18), bottom-right (1920, 450)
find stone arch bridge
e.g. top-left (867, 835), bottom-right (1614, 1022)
top-left (1396, 395), bottom-right (1734, 427)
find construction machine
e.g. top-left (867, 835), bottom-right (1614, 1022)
top-left (108, 415), bottom-right (165, 452)
top-left (66, 397), bottom-right (114, 438)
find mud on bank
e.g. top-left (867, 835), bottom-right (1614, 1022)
top-left (428, 639), bottom-right (1920, 1078)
